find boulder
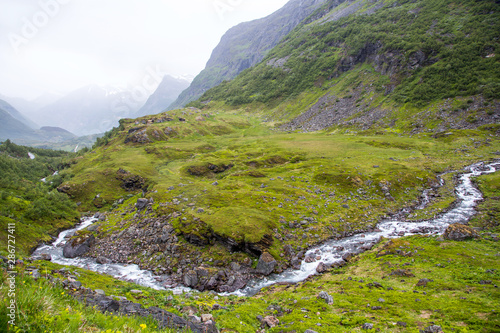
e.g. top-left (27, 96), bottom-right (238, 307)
top-left (63, 234), bottom-right (95, 258)
top-left (316, 262), bottom-right (329, 273)
top-left (317, 291), bottom-right (333, 305)
top-left (96, 256), bottom-right (112, 264)
top-left (416, 278), bottom-right (433, 287)
top-left (444, 224), bottom-right (479, 241)
top-left (362, 323), bottom-right (374, 330)
top-left (183, 270), bottom-right (199, 288)
top-left (39, 253), bottom-right (52, 261)
top-left (256, 252), bottom-right (277, 276)
top-left (201, 314), bottom-right (214, 322)
top-left (263, 316), bottom-right (279, 328)
top-left (291, 257), bottom-right (302, 270)
top-left (421, 325), bottom-right (443, 333)
top-left (135, 198), bottom-right (149, 210)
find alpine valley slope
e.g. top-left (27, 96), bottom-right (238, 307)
top-left (196, 0), bottom-right (499, 132)
top-left (51, 0), bottom-right (499, 298)
top-left (3, 0), bottom-right (500, 332)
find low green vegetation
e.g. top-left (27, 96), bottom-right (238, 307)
top-left (470, 170), bottom-right (500, 232)
top-left (0, 2), bottom-right (499, 331)
top-left (200, 0), bottom-right (499, 107)
top-left (0, 140), bottom-right (80, 256)
top-left (50, 109), bottom-right (500, 271)
top-left (0, 268), bottom-right (177, 333)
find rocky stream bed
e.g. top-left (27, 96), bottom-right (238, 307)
top-left (32, 161), bottom-right (499, 297)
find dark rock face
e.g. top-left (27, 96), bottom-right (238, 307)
top-left (187, 163), bottom-right (233, 177)
top-left (444, 223), bottom-right (479, 241)
top-left (63, 234), bottom-right (95, 258)
top-left (169, 0), bottom-right (331, 109)
top-left (79, 290), bottom-right (219, 333)
top-left (57, 184), bottom-right (72, 195)
top-left (116, 168), bottom-right (146, 191)
top-left (256, 252), bottom-right (277, 276)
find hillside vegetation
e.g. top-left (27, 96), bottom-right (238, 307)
top-left (197, 0), bottom-right (499, 132)
top-left (1, 0), bottom-right (499, 332)
top-left (49, 108), bottom-right (500, 280)
top-left (0, 140), bottom-right (79, 256)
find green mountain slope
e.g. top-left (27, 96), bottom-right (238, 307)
top-left (168, 0), bottom-right (330, 109)
top-left (197, 0), bottom-right (499, 132)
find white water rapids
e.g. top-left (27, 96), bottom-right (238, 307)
top-left (33, 161), bottom-right (499, 295)
top-left (33, 218), bottom-right (168, 290)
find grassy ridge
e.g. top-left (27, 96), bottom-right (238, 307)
top-left (54, 109), bottom-right (500, 270)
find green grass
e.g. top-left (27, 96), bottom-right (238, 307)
top-left (9, 231), bottom-right (499, 332)
top-left (470, 171), bottom-right (500, 232)
top-left (0, 268), bottom-right (179, 333)
top-left (51, 109), bottom-right (500, 273)
top-left (0, 141), bottom-right (80, 256)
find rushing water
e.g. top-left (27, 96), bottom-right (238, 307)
top-left (33, 161), bottom-right (499, 294)
top-left (33, 218), bottom-right (167, 290)
top-left (233, 161), bottom-right (500, 296)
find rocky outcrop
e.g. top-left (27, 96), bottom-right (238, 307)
top-left (444, 223), bottom-right (479, 241)
top-left (79, 291), bottom-right (219, 333)
top-left (116, 168), bottom-right (146, 191)
top-left (85, 215), bottom-right (261, 293)
top-left (187, 163), bottom-right (233, 177)
top-left (35, 270), bottom-right (222, 333)
top-left (63, 234), bottom-right (95, 258)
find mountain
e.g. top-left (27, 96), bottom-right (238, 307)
top-left (38, 126), bottom-right (77, 143)
top-left (0, 105), bottom-right (39, 142)
top-left (0, 93), bottom-right (61, 125)
top-left (37, 85), bottom-right (149, 136)
top-left (199, 0), bottom-right (500, 132)
top-left (168, 0), bottom-right (329, 110)
top-left (135, 75), bottom-right (190, 117)
top-left (0, 99), bottom-right (38, 129)
top-left (0, 99), bottom-right (77, 144)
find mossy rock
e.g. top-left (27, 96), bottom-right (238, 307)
top-left (444, 223), bottom-right (479, 241)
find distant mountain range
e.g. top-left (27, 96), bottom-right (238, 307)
top-left (0, 99), bottom-right (38, 130)
top-left (0, 99), bottom-right (76, 144)
top-left (32, 85), bottom-right (145, 136)
top-left (135, 75), bottom-right (190, 117)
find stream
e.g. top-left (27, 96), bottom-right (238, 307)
top-left (33, 161), bottom-right (499, 295)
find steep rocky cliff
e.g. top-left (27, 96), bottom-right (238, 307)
top-left (168, 0), bottom-right (331, 110)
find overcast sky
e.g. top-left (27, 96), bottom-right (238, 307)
top-left (0, 0), bottom-right (289, 100)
